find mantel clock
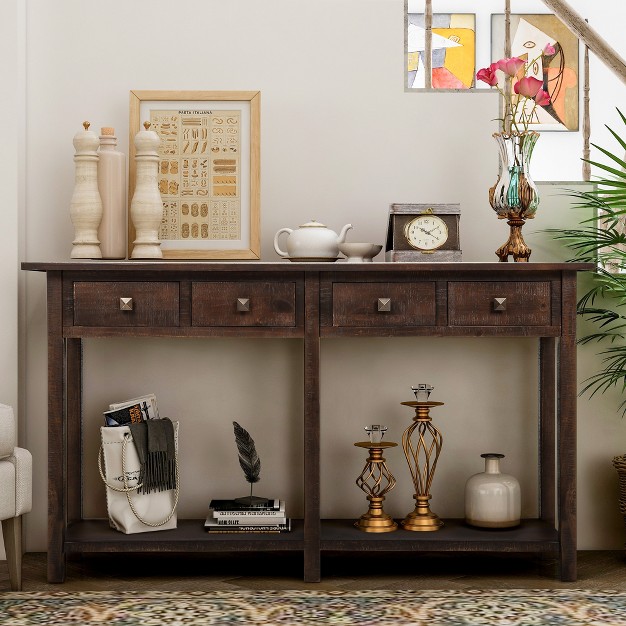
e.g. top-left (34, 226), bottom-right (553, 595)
top-left (385, 203), bottom-right (461, 262)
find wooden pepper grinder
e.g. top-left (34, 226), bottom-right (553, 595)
top-left (70, 122), bottom-right (103, 259)
top-left (97, 127), bottom-right (127, 259)
top-left (130, 121), bottom-right (163, 259)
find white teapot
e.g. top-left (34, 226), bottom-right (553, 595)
top-left (274, 220), bottom-right (353, 260)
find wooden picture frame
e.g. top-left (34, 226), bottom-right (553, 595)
top-left (129, 90), bottom-right (260, 259)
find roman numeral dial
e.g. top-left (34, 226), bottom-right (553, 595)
top-left (404, 215), bottom-right (449, 251)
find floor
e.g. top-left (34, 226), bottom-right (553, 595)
top-left (3, 551), bottom-right (626, 592)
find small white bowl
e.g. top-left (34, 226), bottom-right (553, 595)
top-left (338, 243), bottom-right (383, 263)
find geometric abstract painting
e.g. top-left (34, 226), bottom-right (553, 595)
top-left (407, 13), bottom-right (476, 89)
top-left (491, 14), bottom-right (579, 131)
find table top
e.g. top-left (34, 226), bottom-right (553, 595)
top-left (21, 261), bottom-right (595, 273)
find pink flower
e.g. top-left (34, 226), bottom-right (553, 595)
top-left (476, 63), bottom-right (499, 87)
top-left (478, 50), bottom-right (553, 132)
top-left (543, 43), bottom-right (556, 56)
top-left (496, 57), bottom-right (525, 77)
top-left (514, 76), bottom-right (544, 98)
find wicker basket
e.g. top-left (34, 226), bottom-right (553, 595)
top-left (614, 455), bottom-right (626, 533)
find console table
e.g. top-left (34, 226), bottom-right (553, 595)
top-left (22, 261), bottom-right (591, 583)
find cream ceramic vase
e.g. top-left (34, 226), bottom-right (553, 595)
top-left (130, 121), bottom-right (163, 259)
top-left (70, 122), bottom-right (103, 259)
top-left (464, 453), bottom-right (520, 528)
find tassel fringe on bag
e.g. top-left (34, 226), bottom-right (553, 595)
top-left (129, 418), bottom-right (177, 494)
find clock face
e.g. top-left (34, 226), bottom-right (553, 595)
top-left (404, 215), bottom-right (449, 251)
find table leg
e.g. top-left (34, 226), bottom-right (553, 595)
top-left (47, 272), bottom-right (65, 583)
top-left (539, 337), bottom-right (556, 525)
top-left (66, 339), bottom-right (83, 525)
top-left (558, 273), bottom-right (578, 582)
top-left (304, 273), bottom-right (321, 583)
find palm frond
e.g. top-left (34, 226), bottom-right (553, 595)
top-left (588, 144), bottom-right (626, 173)
top-left (605, 123), bottom-right (626, 155)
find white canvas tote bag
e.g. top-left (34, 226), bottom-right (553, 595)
top-left (98, 421), bottom-right (179, 534)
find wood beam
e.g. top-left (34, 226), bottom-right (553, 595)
top-left (424, 0), bottom-right (432, 89)
top-left (583, 44), bottom-right (590, 181)
top-left (541, 0), bottom-right (626, 86)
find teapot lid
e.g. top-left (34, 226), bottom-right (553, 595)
top-left (299, 220), bottom-right (326, 228)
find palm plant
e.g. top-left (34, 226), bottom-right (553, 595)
top-left (549, 109), bottom-right (626, 414)
top-left (550, 110), bottom-right (626, 539)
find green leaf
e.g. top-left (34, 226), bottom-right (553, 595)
top-left (584, 156), bottom-right (626, 180)
top-left (590, 142), bottom-right (626, 171)
top-left (605, 123), bottom-right (626, 155)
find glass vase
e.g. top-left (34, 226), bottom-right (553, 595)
top-left (489, 131), bottom-right (540, 262)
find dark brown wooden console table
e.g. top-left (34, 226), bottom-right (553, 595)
top-left (22, 261), bottom-right (591, 583)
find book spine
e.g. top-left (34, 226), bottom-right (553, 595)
top-left (206, 524), bottom-right (290, 532)
top-left (213, 509), bottom-right (285, 518)
top-left (209, 499), bottom-right (281, 511)
top-left (205, 529), bottom-right (284, 534)
top-left (211, 516), bottom-right (286, 525)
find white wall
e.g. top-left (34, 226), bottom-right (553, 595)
top-left (13, 0), bottom-right (626, 565)
top-left (0, 0), bottom-right (21, 406)
top-left (0, 0), bottom-right (22, 562)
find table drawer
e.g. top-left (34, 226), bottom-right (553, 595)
top-left (73, 282), bottom-right (180, 327)
top-left (448, 281), bottom-right (551, 326)
top-left (192, 282), bottom-right (296, 327)
top-left (332, 282), bottom-right (436, 327)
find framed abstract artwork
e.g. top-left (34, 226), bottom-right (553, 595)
top-left (491, 14), bottom-right (579, 131)
top-left (406, 13), bottom-right (476, 90)
top-left (129, 90), bottom-right (261, 259)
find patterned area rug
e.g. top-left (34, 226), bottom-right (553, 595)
top-left (1, 589), bottom-right (626, 625)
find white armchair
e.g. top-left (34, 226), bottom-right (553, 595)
top-left (0, 403), bottom-right (32, 590)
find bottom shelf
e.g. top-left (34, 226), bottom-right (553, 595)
top-left (65, 518), bottom-right (558, 554)
top-left (321, 519), bottom-right (559, 552)
top-left (65, 519), bottom-right (305, 552)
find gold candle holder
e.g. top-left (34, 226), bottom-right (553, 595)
top-left (354, 441), bottom-right (398, 533)
top-left (401, 401), bottom-right (444, 532)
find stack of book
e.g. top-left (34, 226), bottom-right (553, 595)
top-left (204, 499), bottom-right (290, 533)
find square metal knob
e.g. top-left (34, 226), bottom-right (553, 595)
top-left (119, 297), bottom-right (133, 311)
top-left (237, 298), bottom-right (250, 312)
top-left (378, 298), bottom-right (391, 312)
top-left (493, 297), bottom-right (507, 312)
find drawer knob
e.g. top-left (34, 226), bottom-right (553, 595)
top-left (237, 298), bottom-right (250, 312)
top-left (493, 297), bottom-right (507, 312)
top-left (378, 298), bottom-right (391, 312)
top-left (119, 297), bottom-right (133, 311)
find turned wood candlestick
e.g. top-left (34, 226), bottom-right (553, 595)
top-left (70, 122), bottom-right (103, 259)
top-left (130, 121), bottom-right (163, 259)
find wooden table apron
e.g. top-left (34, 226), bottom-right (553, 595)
top-left (22, 261), bottom-right (591, 584)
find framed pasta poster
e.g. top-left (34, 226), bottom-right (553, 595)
top-left (129, 90), bottom-right (260, 259)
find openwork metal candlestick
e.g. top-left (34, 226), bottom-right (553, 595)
top-left (401, 395), bottom-right (444, 532)
top-left (354, 425), bottom-right (397, 533)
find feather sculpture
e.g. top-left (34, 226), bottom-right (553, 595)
top-left (232, 421), bottom-right (269, 506)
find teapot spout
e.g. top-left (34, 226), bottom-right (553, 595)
top-left (338, 224), bottom-right (353, 244)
